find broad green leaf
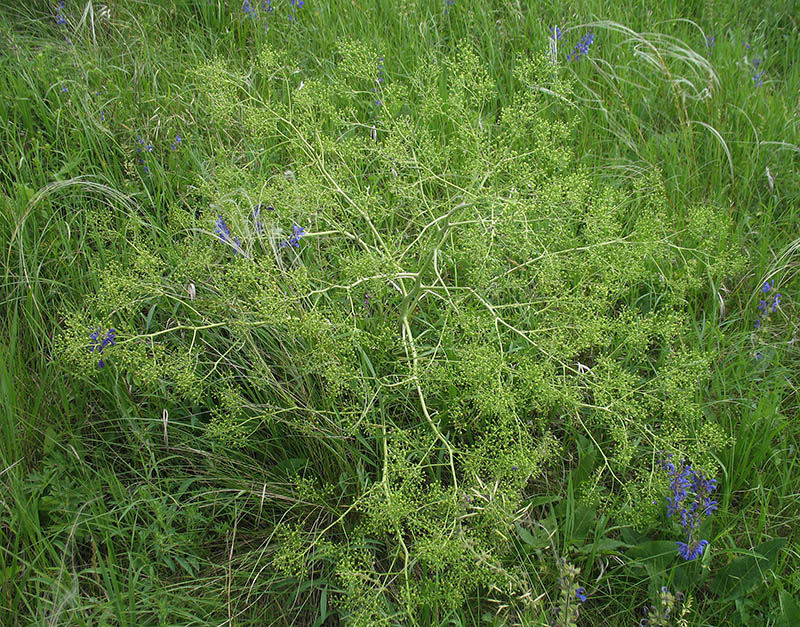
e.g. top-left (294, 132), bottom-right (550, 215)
top-left (626, 540), bottom-right (678, 571)
top-left (578, 538), bottom-right (629, 555)
top-left (710, 538), bottom-right (786, 601)
top-left (516, 523), bottom-right (551, 549)
top-left (778, 590), bottom-right (800, 626)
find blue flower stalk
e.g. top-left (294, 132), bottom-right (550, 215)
top-left (88, 328), bottom-right (116, 368)
top-left (754, 279), bottom-right (781, 328)
top-left (262, 0), bottom-right (273, 30)
top-left (135, 134), bottom-right (153, 174)
top-left (660, 455), bottom-right (718, 561)
top-left (280, 223), bottom-right (305, 248)
top-left (55, 1), bottom-right (67, 25)
top-left (288, 0), bottom-right (304, 22)
top-left (214, 215), bottom-right (243, 255)
top-left (566, 32), bottom-right (594, 62)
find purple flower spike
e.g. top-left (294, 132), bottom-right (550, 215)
top-left (282, 223), bottom-right (306, 249)
top-left (659, 455), bottom-right (717, 561)
top-left (88, 328), bottom-right (116, 368)
top-left (677, 538), bottom-right (708, 561)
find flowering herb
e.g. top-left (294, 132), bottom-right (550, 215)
top-left (644, 587), bottom-right (680, 625)
top-left (444, 0), bottom-right (454, 13)
top-left (252, 204), bottom-right (273, 232)
top-left (170, 134), bottom-right (182, 150)
top-left (88, 328), bottom-right (116, 368)
top-left (750, 56), bottom-right (764, 87)
top-left (566, 32), bottom-right (594, 62)
top-left (706, 35), bottom-right (715, 49)
top-left (280, 223), bottom-right (305, 248)
top-left (55, 1), bottom-right (67, 25)
top-left (552, 558), bottom-right (585, 625)
top-left (215, 215), bottom-right (243, 255)
top-left (242, 0), bottom-right (257, 18)
top-left (252, 207), bottom-right (264, 232)
top-left (754, 279), bottom-right (781, 328)
top-left (215, 214), bottom-right (232, 243)
top-left (659, 455), bottom-right (718, 561)
top-left (288, 0), bottom-right (304, 23)
top-left (135, 134), bottom-right (153, 173)
top-left (262, 0), bottom-right (273, 30)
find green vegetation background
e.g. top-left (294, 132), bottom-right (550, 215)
top-left (0, 0), bottom-right (798, 625)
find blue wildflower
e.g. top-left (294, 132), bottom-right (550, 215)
top-left (242, 0), bottom-right (257, 17)
top-left (575, 587), bottom-right (587, 603)
top-left (550, 25), bottom-right (563, 41)
top-left (136, 134), bottom-right (153, 152)
top-left (253, 203), bottom-right (274, 234)
top-left (280, 223), bottom-right (305, 248)
top-left (135, 135), bottom-right (153, 173)
top-left (214, 215), bottom-right (245, 255)
top-left (288, 0), bottom-right (304, 22)
top-left (215, 215), bottom-right (232, 242)
top-left (659, 455), bottom-right (717, 561)
top-left (171, 134), bottom-right (181, 150)
top-left (677, 538), bottom-right (708, 561)
top-left (706, 35), bottom-right (715, 49)
top-left (566, 32), bottom-right (594, 62)
top-left (751, 57), bottom-right (764, 87)
top-left (88, 328), bottom-right (116, 368)
top-left (262, 0), bottom-right (273, 30)
top-left (55, 1), bottom-right (67, 25)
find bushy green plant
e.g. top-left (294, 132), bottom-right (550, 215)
top-left (3, 2), bottom-right (797, 624)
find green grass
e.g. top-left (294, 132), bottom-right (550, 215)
top-left (1, 1), bottom-right (798, 625)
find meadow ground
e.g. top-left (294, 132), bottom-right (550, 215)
top-left (1, 1), bottom-right (798, 625)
